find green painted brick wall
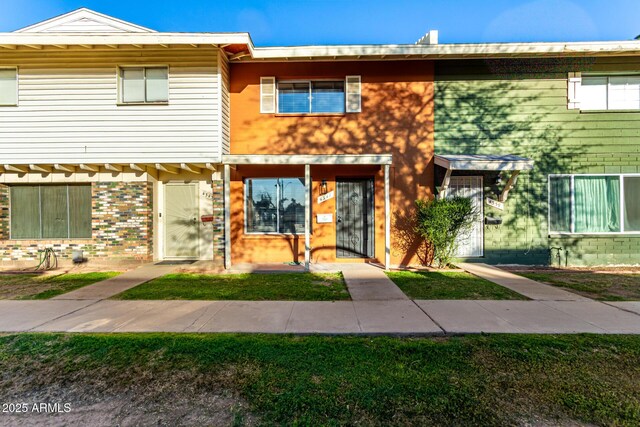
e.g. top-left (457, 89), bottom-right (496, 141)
top-left (435, 57), bottom-right (640, 266)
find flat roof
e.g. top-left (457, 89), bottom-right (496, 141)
top-left (435, 154), bottom-right (534, 171)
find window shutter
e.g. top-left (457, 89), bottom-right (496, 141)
top-left (260, 76), bottom-right (276, 113)
top-left (567, 72), bottom-right (582, 109)
top-left (345, 75), bottom-right (361, 113)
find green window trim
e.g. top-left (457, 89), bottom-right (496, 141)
top-left (548, 174), bottom-right (640, 235)
top-left (10, 185), bottom-right (92, 240)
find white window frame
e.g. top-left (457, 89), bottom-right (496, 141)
top-left (276, 79), bottom-right (347, 114)
top-left (580, 74), bottom-right (640, 111)
top-left (0, 67), bottom-right (18, 107)
top-left (117, 65), bottom-right (169, 105)
top-left (243, 177), bottom-right (309, 235)
top-left (548, 173), bottom-right (640, 235)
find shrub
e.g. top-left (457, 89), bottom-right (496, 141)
top-left (415, 196), bottom-right (477, 267)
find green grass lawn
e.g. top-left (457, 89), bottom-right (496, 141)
top-left (386, 270), bottom-right (527, 300)
top-left (0, 272), bottom-right (120, 300)
top-left (519, 271), bottom-right (640, 301)
top-left (1, 334), bottom-right (639, 426)
top-left (114, 272), bottom-right (350, 301)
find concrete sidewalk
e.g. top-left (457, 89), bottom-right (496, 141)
top-left (458, 263), bottom-right (590, 301)
top-left (3, 298), bottom-right (640, 335)
top-left (340, 264), bottom-right (408, 301)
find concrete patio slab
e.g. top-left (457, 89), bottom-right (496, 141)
top-left (475, 300), bottom-right (605, 333)
top-left (33, 300), bottom-right (161, 332)
top-left (286, 301), bottom-right (360, 333)
top-left (52, 264), bottom-right (175, 300)
top-left (353, 300), bottom-right (442, 334)
top-left (0, 300), bottom-right (95, 332)
top-left (198, 301), bottom-right (294, 333)
top-left (416, 300), bottom-right (524, 333)
top-left (342, 265), bottom-right (408, 301)
top-left (458, 263), bottom-right (590, 301)
top-left (542, 301), bottom-right (640, 334)
top-left (112, 300), bottom-right (216, 332)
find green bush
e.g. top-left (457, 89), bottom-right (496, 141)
top-left (415, 196), bottom-right (477, 267)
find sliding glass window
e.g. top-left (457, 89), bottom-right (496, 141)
top-left (245, 178), bottom-right (306, 234)
top-left (549, 174), bottom-right (639, 234)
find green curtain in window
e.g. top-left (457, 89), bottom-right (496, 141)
top-left (574, 176), bottom-right (620, 233)
top-left (549, 177), bottom-right (571, 232)
top-left (10, 186), bottom-right (40, 239)
top-left (41, 186), bottom-right (69, 239)
top-left (624, 177), bottom-right (640, 232)
top-left (68, 186), bottom-right (92, 238)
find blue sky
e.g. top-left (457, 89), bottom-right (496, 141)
top-left (1, 0), bottom-right (638, 46)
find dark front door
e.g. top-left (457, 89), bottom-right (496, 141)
top-left (336, 178), bottom-right (375, 258)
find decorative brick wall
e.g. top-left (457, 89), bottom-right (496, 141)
top-left (0, 185), bottom-right (9, 241)
top-left (0, 181), bottom-right (153, 265)
top-left (211, 179), bottom-right (225, 260)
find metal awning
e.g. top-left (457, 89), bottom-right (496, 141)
top-left (435, 154), bottom-right (535, 202)
top-left (434, 154), bottom-right (534, 171)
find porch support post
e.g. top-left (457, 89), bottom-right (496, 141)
top-left (304, 164), bottom-right (311, 271)
top-left (384, 164), bottom-right (391, 271)
top-left (223, 163), bottom-right (231, 270)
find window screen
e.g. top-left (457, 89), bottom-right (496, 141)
top-left (277, 80), bottom-right (345, 113)
top-left (121, 67), bottom-right (168, 103)
top-left (10, 185), bottom-right (92, 239)
top-left (0, 69), bottom-right (17, 106)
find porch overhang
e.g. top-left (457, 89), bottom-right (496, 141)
top-left (0, 162), bottom-right (220, 176)
top-left (435, 154), bottom-right (534, 202)
top-left (222, 154), bottom-right (393, 165)
top-left (222, 153), bottom-right (393, 271)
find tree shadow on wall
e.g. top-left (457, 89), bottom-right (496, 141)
top-left (435, 72), bottom-right (587, 264)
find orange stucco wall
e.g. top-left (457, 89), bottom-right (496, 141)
top-left (229, 61), bottom-right (435, 266)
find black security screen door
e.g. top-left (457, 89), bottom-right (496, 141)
top-left (336, 178), bottom-right (375, 258)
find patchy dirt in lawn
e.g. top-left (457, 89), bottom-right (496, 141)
top-left (0, 366), bottom-right (257, 427)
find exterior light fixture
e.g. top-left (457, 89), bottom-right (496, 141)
top-left (320, 179), bottom-right (328, 195)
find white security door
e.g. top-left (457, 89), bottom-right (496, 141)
top-left (445, 176), bottom-right (484, 257)
top-left (164, 183), bottom-right (200, 259)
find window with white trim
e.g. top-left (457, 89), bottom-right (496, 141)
top-left (245, 178), bottom-right (306, 234)
top-left (10, 185), bottom-right (92, 239)
top-left (0, 68), bottom-right (17, 106)
top-left (549, 174), bottom-right (640, 234)
top-left (580, 75), bottom-right (640, 111)
top-left (277, 80), bottom-right (345, 114)
top-left (119, 66), bottom-right (168, 104)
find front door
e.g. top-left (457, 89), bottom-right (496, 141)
top-left (164, 183), bottom-right (200, 259)
top-left (336, 178), bottom-right (375, 258)
top-left (445, 176), bottom-right (484, 257)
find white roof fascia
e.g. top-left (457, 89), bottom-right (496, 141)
top-left (0, 32), bottom-right (254, 49)
top-left (243, 40), bottom-right (640, 61)
top-left (434, 154), bottom-right (534, 171)
top-left (223, 154), bottom-right (393, 165)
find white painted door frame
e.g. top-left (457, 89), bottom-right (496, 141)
top-left (445, 176), bottom-right (484, 257)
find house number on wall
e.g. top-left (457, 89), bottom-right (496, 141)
top-left (317, 191), bottom-right (334, 204)
top-left (202, 190), bottom-right (214, 200)
top-left (486, 197), bottom-right (504, 211)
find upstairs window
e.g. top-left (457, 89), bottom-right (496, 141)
top-left (260, 76), bottom-right (360, 114)
top-left (580, 75), bottom-right (640, 111)
top-left (0, 68), bottom-right (17, 106)
top-left (278, 80), bottom-right (345, 114)
top-left (119, 66), bottom-right (168, 104)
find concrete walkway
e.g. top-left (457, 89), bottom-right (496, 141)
top-left (3, 298), bottom-right (640, 334)
top-left (458, 263), bottom-right (590, 301)
top-left (340, 264), bottom-right (408, 301)
top-left (53, 264), bottom-right (175, 300)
